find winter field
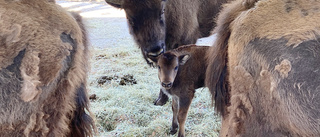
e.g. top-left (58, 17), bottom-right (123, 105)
top-left (57, 1), bottom-right (220, 136)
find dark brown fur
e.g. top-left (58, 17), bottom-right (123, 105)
top-left (0, 0), bottom-right (95, 136)
top-left (157, 45), bottom-right (209, 137)
top-left (206, 0), bottom-right (320, 136)
top-left (106, 0), bottom-right (226, 64)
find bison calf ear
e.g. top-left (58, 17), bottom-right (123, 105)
top-left (105, 0), bottom-right (123, 9)
top-left (178, 54), bottom-right (190, 65)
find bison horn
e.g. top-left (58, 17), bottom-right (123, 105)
top-left (105, 0), bottom-right (123, 7)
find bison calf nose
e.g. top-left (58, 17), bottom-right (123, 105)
top-left (162, 82), bottom-right (172, 88)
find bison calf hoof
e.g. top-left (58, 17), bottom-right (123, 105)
top-left (153, 95), bottom-right (169, 106)
top-left (169, 127), bottom-right (178, 135)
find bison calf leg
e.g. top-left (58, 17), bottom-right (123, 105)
top-left (170, 96), bottom-right (179, 135)
top-left (177, 93), bottom-right (194, 137)
top-left (154, 89), bottom-right (169, 106)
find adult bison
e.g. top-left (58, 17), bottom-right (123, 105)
top-left (105, 0), bottom-right (226, 105)
top-left (0, 0), bottom-right (95, 136)
top-left (206, 0), bottom-right (320, 136)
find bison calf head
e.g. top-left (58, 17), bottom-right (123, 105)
top-left (106, 0), bottom-right (167, 65)
top-left (157, 52), bottom-right (190, 90)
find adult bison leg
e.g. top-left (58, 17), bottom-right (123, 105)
top-left (154, 89), bottom-right (169, 106)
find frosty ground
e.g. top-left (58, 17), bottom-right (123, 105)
top-left (57, 1), bottom-right (220, 136)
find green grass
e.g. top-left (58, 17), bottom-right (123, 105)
top-left (88, 43), bottom-right (221, 137)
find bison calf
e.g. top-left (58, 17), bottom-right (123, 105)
top-left (156, 45), bottom-right (209, 137)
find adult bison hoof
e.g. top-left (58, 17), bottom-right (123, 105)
top-left (169, 127), bottom-right (178, 135)
top-left (153, 94), bottom-right (169, 106)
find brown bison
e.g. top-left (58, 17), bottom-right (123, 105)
top-left (0, 0), bottom-right (95, 136)
top-left (157, 45), bottom-right (208, 137)
top-left (206, 0), bottom-right (320, 136)
top-left (105, 0), bottom-right (227, 106)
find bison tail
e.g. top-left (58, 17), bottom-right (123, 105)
top-left (205, 36), bottom-right (229, 116)
top-left (69, 84), bottom-right (96, 137)
top-left (205, 0), bottom-right (255, 116)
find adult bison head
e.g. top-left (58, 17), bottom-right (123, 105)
top-left (106, 0), bottom-right (167, 65)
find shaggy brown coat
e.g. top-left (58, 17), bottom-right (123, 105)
top-left (0, 0), bottom-right (95, 136)
top-left (206, 0), bottom-right (320, 136)
top-left (105, 0), bottom-right (226, 64)
top-left (157, 45), bottom-right (208, 137)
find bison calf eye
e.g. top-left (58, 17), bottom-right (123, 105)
top-left (158, 65), bottom-right (161, 70)
top-left (174, 66), bottom-right (178, 71)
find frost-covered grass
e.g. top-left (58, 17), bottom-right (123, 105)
top-left (88, 43), bottom-right (221, 136)
top-left (56, 0), bottom-right (221, 136)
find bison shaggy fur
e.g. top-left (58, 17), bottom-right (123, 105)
top-left (0, 0), bottom-right (95, 136)
top-left (206, 0), bottom-right (320, 136)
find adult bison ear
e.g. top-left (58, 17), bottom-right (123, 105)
top-left (105, 0), bottom-right (123, 9)
top-left (178, 54), bottom-right (190, 65)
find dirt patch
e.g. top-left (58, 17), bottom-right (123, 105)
top-left (89, 94), bottom-right (97, 100)
top-left (95, 52), bottom-right (130, 60)
top-left (95, 54), bottom-right (108, 60)
top-left (97, 74), bottom-right (137, 86)
top-left (97, 76), bottom-right (117, 85)
top-left (119, 74), bottom-right (137, 85)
